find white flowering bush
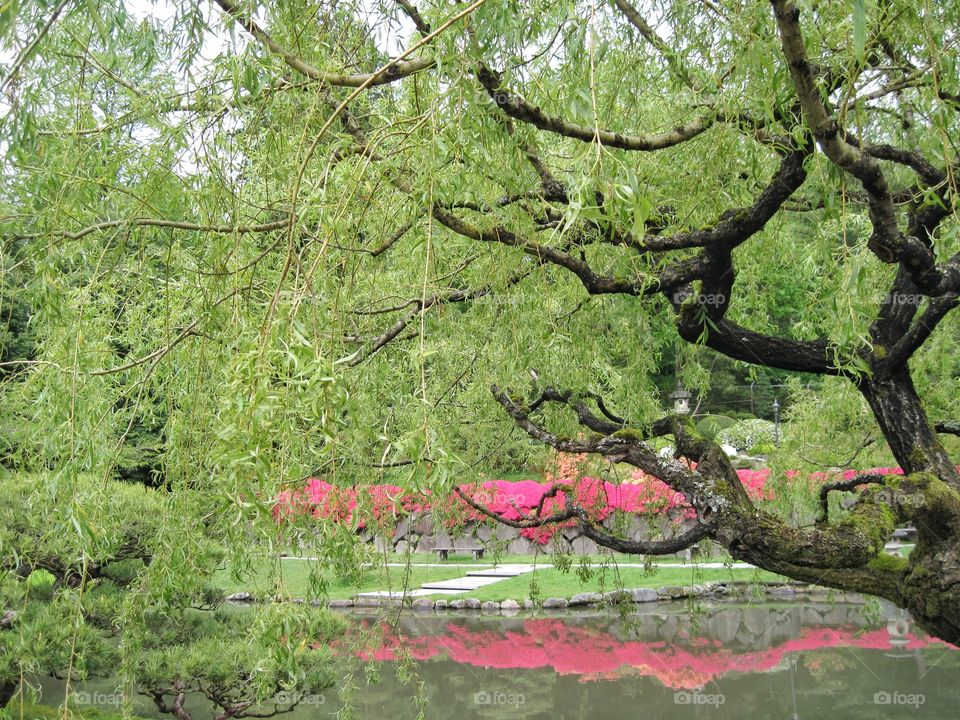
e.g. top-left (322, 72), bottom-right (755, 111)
top-left (717, 419), bottom-right (777, 453)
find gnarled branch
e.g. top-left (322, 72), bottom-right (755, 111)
top-left (477, 65), bottom-right (715, 151)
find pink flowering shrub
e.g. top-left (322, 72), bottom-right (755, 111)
top-left (272, 453), bottom-right (913, 545)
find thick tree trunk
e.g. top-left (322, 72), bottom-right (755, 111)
top-left (859, 367), bottom-right (960, 486)
top-left (901, 520), bottom-right (960, 644)
top-left (856, 367), bottom-right (960, 641)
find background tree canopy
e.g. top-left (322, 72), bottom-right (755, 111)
top-left (1, 0), bottom-right (960, 652)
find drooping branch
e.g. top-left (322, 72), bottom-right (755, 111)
top-left (346, 267), bottom-right (534, 365)
top-left (489, 383), bottom-right (904, 579)
top-left (453, 486), bottom-right (579, 528)
top-left (772, 1), bottom-right (898, 254)
top-left (579, 522), bottom-right (710, 555)
top-left (476, 65), bottom-right (715, 151)
top-left (496, 383), bottom-right (760, 515)
top-left (771, 0), bottom-right (959, 297)
top-left (676, 308), bottom-right (844, 376)
top-left (395, 0), bottom-right (431, 35)
top-left (642, 142), bottom-right (810, 253)
top-left (212, 0), bottom-right (434, 88)
top-left (453, 409), bottom-right (713, 555)
top-left (489, 384), bottom-right (734, 515)
top-left (611, 0), bottom-right (696, 89)
top-left (861, 143), bottom-right (946, 186)
top-left (370, 221), bottom-right (415, 257)
top-left (455, 483), bottom-right (710, 554)
top-left (526, 387), bottom-right (627, 435)
top-left (431, 205), bottom-right (705, 296)
top-left (0, 0), bottom-right (72, 93)
top-left (89, 289), bottom-right (242, 376)
top-left (15, 216), bottom-right (292, 242)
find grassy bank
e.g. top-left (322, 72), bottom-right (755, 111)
top-left (0, 704), bottom-right (146, 720)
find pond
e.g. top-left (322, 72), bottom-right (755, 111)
top-left (37, 600), bottom-right (958, 719)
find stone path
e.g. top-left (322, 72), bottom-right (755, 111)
top-left (357, 564), bottom-right (539, 598)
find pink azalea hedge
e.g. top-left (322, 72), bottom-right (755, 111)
top-left (273, 452), bottom-right (906, 545)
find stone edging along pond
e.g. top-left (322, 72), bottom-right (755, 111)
top-left (225, 581), bottom-right (866, 612)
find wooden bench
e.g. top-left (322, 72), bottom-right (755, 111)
top-left (435, 547), bottom-right (484, 561)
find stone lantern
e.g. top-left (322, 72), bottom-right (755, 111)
top-left (669, 381), bottom-right (692, 415)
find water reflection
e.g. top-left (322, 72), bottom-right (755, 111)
top-left (342, 602), bottom-right (957, 719)
top-left (42, 602), bottom-right (959, 719)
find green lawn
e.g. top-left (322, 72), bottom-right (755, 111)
top-left (217, 558), bottom-right (785, 602)
top-left (216, 560), bottom-right (484, 600)
top-left (430, 565), bottom-right (786, 602)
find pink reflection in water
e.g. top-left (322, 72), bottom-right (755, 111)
top-left (349, 618), bottom-right (952, 690)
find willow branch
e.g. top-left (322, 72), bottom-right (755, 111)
top-left (0, 0), bottom-right (72, 93)
top-left (89, 289), bottom-right (241, 376)
top-left (579, 522), bottom-right (709, 555)
top-left (477, 65), bottom-right (715, 151)
top-left (347, 268), bottom-right (531, 366)
top-left (212, 0), bottom-right (434, 87)
top-left (883, 292), bottom-right (959, 370)
top-left (395, 0), bottom-right (431, 34)
top-left (817, 473), bottom-right (886, 524)
top-left (771, 0), bottom-right (958, 296)
top-left (611, 0), bottom-right (696, 89)
top-left (16, 216), bottom-right (291, 242)
top-left (431, 206), bottom-right (704, 296)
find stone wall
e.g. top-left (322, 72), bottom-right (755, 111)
top-left (365, 511), bottom-right (718, 559)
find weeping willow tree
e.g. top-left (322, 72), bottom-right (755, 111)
top-left (1, 0), bottom-right (959, 660)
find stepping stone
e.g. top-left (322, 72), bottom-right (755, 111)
top-left (420, 576), bottom-right (505, 591)
top-left (466, 565), bottom-right (537, 577)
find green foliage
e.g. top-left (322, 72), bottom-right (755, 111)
top-left (23, 570), bottom-right (55, 602)
top-left (0, 704), bottom-right (145, 720)
top-left (0, 473), bottom-right (341, 716)
top-left (695, 414), bottom-right (737, 440)
top-left (136, 606), bottom-right (343, 717)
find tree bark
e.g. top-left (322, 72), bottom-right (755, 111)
top-left (0, 680), bottom-right (16, 709)
top-left (859, 367), bottom-right (960, 487)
